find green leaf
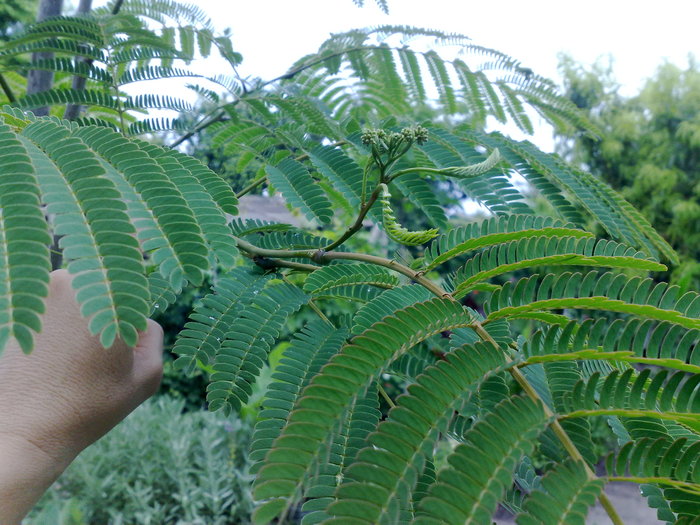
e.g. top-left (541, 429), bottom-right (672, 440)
top-left (326, 342), bottom-right (507, 524)
top-left (453, 236), bottom-right (665, 297)
top-left (253, 298), bottom-right (472, 521)
top-left (0, 120), bottom-right (51, 354)
top-left (379, 183), bottom-right (438, 246)
top-left (424, 214), bottom-right (592, 271)
top-left (413, 396), bottom-right (546, 524)
top-left (486, 272), bottom-right (700, 331)
top-left (207, 282), bottom-right (309, 414)
top-left (392, 174), bottom-right (447, 229)
top-left (173, 268), bottom-right (272, 374)
top-left (304, 263), bottom-right (399, 296)
top-left (21, 120), bottom-right (148, 348)
top-left (516, 461), bottom-right (604, 525)
top-left (266, 157), bottom-right (333, 224)
top-left (250, 321), bottom-right (350, 473)
top-left (308, 145), bottom-right (365, 209)
top-left (73, 126), bottom-right (210, 289)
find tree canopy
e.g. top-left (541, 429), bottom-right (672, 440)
top-left (558, 55), bottom-right (700, 290)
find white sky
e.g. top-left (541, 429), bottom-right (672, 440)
top-left (92, 0), bottom-right (699, 150)
top-left (202, 0), bottom-right (698, 97)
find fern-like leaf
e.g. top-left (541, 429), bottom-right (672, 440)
top-left (207, 282), bottom-right (308, 414)
top-left (392, 173), bottom-right (448, 229)
top-left (563, 369), bottom-right (700, 427)
top-left (303, 263), bottom-right (399, 296)
top-left (135, 142), bottom-right (239, 268)
top-left (453, 236), bottom-right (665, 297)
top-left (266, 157), bottom-right (333, 224)
top-left (172, 268), bottom-right (271, 374)
top-left (352, 285), bottom-right (433, 334)
top-left (379, 183), bottom-right (438, 246)
top-left (301, 385), bottom-right (381, 525)
top-left (424, 215), bottom-right (592, 271)
top-left (522, 319), bottom-right (700, 373)
top-left (252, 298), bottom-right (472, 522)
top-left (471, 131), bottom-right (678, 263)
top-left (308, 144), bottom-right (366, 209)
top-left (325, 342), bottom-right (507, 524)
top-left (73, 126), bottom-right (209, 288)
top-left (21, 120), bottom-right (148, 348)
top-left (148, 271), bottom-right (179, 315)
top-left (250, 320), bottom-right (350, 473)
top-left (516, 460), bottom-right (604, 525)
top-left (413, 396), bottom-right (546, 524)
top-left (485, 271), bottom-right (700, 331)
top-left (0, 121), bottom-right (52, 353)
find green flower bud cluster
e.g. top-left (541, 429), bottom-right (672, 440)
top-left (361, 125), bottom-right (429, 153)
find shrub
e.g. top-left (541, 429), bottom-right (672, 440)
top-left (27, 397), bottom-right (254, 525)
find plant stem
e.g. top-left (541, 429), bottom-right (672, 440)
top-left (0, 73), bottom-right (17, 103)
top-left (234, 236), bottom-right (315, 259)
top-left (110, 0), bottom-right (124, 14)
top-left (607, 476), bottom-right (700, 494)
top-left (307, 298), bottom-right (334, 327)
top-left (386, 166), bottom-right (445, 183)
top-left (320, 252), bottom-right (450, 298)
top-left (378, 383), bottom-right (396, 409)
top-left (322, 187), bottom-right (381, 252)
top-left (236, 174), bottom-right (267, 199)
top-left (563, 408), bottom-right (692, 424)
top-left (235, 237), bottom-right (448, 296)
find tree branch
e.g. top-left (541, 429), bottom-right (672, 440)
top-left (63, 0), bottom-right (93, 121)
top-left (170, 108), bottom-right (227, 148)
top-left (26, 0), bottom-right (64, 117)
top-left (234, 237), bottom-right (451, 299)
top-left (322, 185), bottom-right (381, 252)
top-left (235, 173), bottom-right (267, 199)
top-left (110, 0), bottom-right (125, 15)
top-left (0, 74), bottom-right (17, 103)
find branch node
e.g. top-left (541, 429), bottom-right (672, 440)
top-left (311, 250), bottom-right (326, 264)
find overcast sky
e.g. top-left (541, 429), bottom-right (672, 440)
top-left (92, 0), bottom-right (699, 149)
top-left (199, 0), bottom-right (698, 96)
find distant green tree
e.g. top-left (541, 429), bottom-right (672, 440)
top-left (0, 0), bottom-right (37, 38)
top-left (558, 55), bottom-right (700, 290)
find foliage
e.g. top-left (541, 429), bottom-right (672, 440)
top-left (558, 55), bottom-right (700, 291)
top-left (0, 0), bottom-right (240, 132)
top-left (0, 2), bottom-right (699, 524)
top-left (27, 396), bottom-right (254, 525)
top-left (0, 0), bottom-right (36, 39)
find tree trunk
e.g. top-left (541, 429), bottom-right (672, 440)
top-left (26, 0), bottom-right (63, 117)
top-left (63, 0), bottom-right (93, 121)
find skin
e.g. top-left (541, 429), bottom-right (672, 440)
top-left (0, 270), bottom-right (164, 524)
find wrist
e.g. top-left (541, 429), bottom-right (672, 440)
top-left (0, 432), bottom-right (76, 524)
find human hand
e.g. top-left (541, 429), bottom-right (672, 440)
top-left (0, 269), bottom-right (163, 524)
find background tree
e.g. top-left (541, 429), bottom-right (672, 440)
top-left (557, 55), bottom-right (700, 291)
